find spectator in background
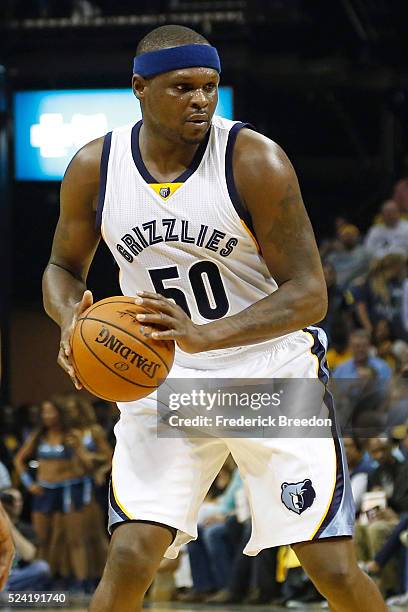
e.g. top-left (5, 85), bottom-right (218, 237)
top-left (366, 514), bottom-right (408, 607)
top-left (373, 320), bottom-right (399, 372)
top-left (393, 422), bottom-right (408, 462)
top-left (319, 216), bottom-right (348, 259)
top-left (333, 330), bottom-right (392, 380)
top-left (0, 489), bottom-right (51, 592)
top-left (351, 254), bottom-right (408, 341)
top-left (367, 438), bottom-right (407, 510)
top-left (344, 437), bottom-right (376, 513)
top-left (62, 393), bottom-right (111, 588)
top-left (317, 262), bottom-right (353, 343)
top-left (326, 321), bottom-right (352, 370)
top-left (0, 463), bottom-right (12, 492)
top-left (333, 331), bottom-right (391, 433)
top-left (326, 224), bottom-right (369, 290)
top-left (181, 464), bottom-right (243, 602)
top-left (365, 200), bottom-right (408, 260)
top-left (355, 437), bottom-right (408, 596)
top-left (383, 375), bottom-right (408, 451)
top-left (0, 406), bottom-right (20, 468)
top-left (393, 178), bottom-right (408, 220)
top-left (0, 440), bottom-right (13, 483)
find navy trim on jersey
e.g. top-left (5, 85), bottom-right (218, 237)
top-left (302, 327), bottom-right (345, 540)
top-left (95, 131), bottom-right (112, 231)
top-left (108, 475), bottom-right (132, 521)
top-left (303, 326), bottom-right (330, 385)
top-left (225, 122), bottom-right (256, 235)
top-left (313, 389), bottom-right (345, 539)
top-left (131, 120), bottom-right (212, 184)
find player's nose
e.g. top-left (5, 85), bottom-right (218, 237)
top-left (190, 88), bottom-right (209, 109)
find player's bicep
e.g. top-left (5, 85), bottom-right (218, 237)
top-left (236, 133), bottom-right (324, 287)
top-left (253, 172), bottom-right (322, 285)
top-left (49, 139), bottom-right (103, 280)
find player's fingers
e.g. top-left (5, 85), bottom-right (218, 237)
top-left (150, 329), bottom-right (181, 341)
top-left (76, 289), bottom-right (94, 316)
top-left (136, 312), bottom-right (176, 326)
top-left (135, 297), bottom-right (176, 315)
top-left (135, 290), bottom-right (162, 300)
top-left (60, 336), bottom-right (73, 357)
top-left (57, 350), bottom-right (82, 390)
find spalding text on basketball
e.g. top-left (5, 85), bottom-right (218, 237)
top-left (95, 326), bottom-right (161, 379)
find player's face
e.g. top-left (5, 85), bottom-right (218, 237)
top-left (136, 67), bottom-right (219, 145)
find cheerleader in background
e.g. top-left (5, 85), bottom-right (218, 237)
top-left (63, 393), bottom-right (112, 586)
top-left (13, 397), bottom-right (94, 589)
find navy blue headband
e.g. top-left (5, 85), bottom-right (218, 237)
top-left (133, 44), bottom-right (221, 78)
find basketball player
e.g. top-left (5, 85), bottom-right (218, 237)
top-left (0, 501), bottom-right (14, 591)
top-left (43, 25), bottom-right (386, 612)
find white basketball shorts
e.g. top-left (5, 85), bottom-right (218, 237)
top-left (108, 327), bottom-right (355, 558)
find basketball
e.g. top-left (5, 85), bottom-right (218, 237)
top-left (70, 296), bottom-right (175, 402)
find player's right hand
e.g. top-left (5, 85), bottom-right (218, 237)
top-left (58, 290), bottom-right (93, 389)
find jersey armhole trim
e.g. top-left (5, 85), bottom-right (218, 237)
top-left (95, 131), bottom-right (112, 231)
top-left (225, 122), bottom-right (256, 236)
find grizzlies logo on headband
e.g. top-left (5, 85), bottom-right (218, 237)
top-left (133, 44), bottom-right (221, 78)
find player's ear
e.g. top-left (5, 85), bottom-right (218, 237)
top-left (132, 74), bottom-right (147, 100)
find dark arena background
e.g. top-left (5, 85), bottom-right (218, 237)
top-left (0, 1), bottom-right (408, 610)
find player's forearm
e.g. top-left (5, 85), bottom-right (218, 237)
top-left (42, 263), bottom-right (86, 327)
top-left (201, 278), bottom-right (327, 351)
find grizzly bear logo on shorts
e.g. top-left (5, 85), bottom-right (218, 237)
top-left (281, 479), bottom-right (316, 515)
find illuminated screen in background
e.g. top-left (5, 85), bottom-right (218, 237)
top-left (13, 87), bottom-right (234, 181)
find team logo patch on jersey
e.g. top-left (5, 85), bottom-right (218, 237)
top-left (281, 479), bottom-right (316, 515)
top-left (159, 187), bottom-right (171, 198)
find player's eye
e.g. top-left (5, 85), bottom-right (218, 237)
top-left (204, 83), bottom-right (216, 92)
top-left (175, 84), bottom-right (191, 92)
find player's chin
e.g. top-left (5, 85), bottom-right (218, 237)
top-left (181, 121), bottom-right (210, 144)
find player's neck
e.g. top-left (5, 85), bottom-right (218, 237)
top-left (139, 122), bottom-right (201, 181)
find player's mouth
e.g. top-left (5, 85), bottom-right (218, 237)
top-left (186, 115), bottom-right (209, 126)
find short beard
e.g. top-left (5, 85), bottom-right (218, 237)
top-left (180, 135), bottom-right (206, 145)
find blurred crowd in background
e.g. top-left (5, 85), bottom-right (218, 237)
top-left (1, 178), bottom-right (408, 607)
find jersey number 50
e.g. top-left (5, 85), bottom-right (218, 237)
top-left (148, 261), bottom-right (229, 320)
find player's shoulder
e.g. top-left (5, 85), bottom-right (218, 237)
top-left (67, 123), bottom-right (133, 179)
top-left (235, 124), bottom-right (285, 164)
top-left (71, 135), bottom-right (105, 171)
top-left (60, 135), bottom-right (108, 211)
top-left (215, 118), bottom-right (291, 180)
top-left (62, 134), bottom-right (106, 189)
top-left (227, 119), bottom-right (295, 186)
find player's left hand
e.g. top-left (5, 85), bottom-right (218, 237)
top-left (134, 291), bottom-right (206, 354)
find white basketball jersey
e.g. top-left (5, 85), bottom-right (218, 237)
top-left (98, 115), bottom-right (297, 366)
